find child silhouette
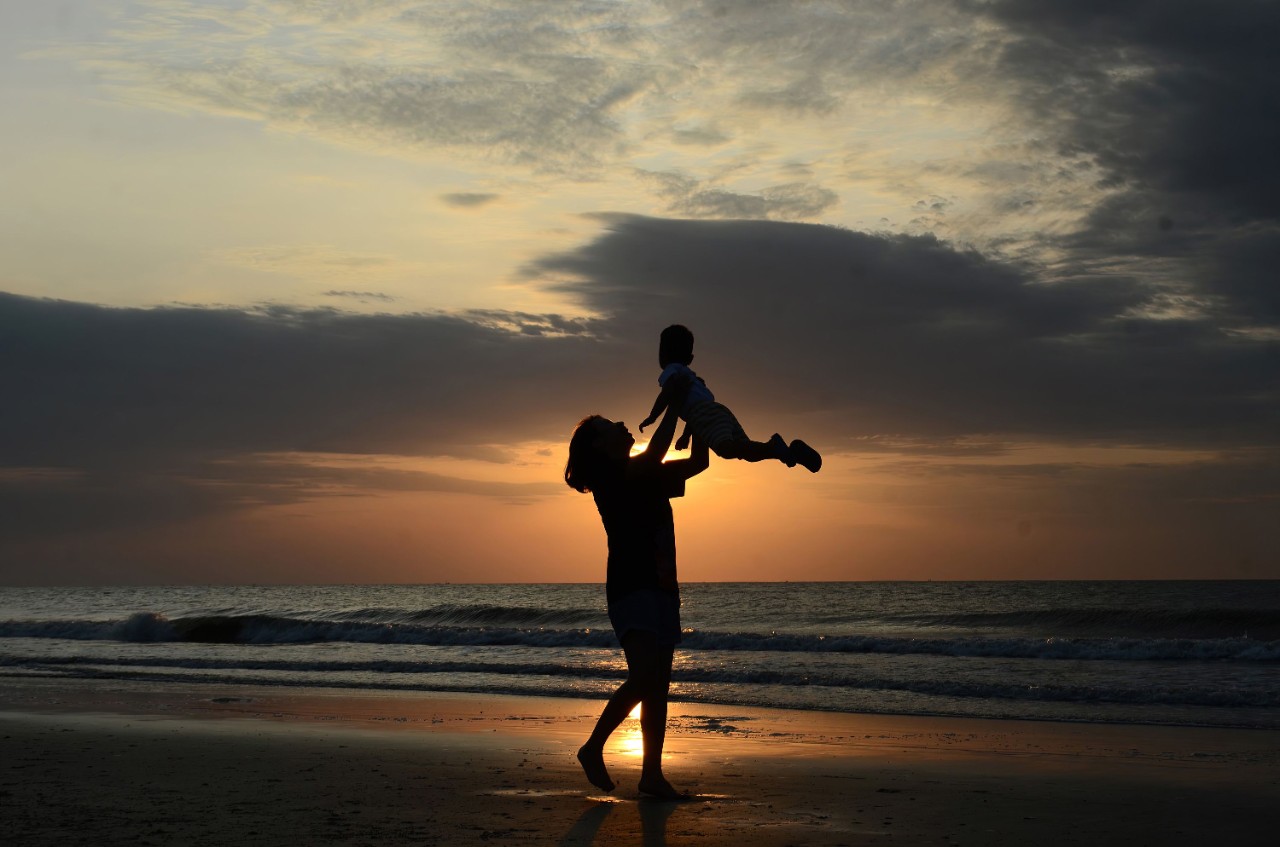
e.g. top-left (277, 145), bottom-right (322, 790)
top-left (639, 324), bottom-right (821, 472)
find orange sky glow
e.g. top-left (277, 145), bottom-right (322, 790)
top-left (2, 2), bottom-right (1277, 584)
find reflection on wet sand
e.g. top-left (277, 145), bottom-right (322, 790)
top-left (558, 796), bottom-right (683, 847)
top-left (616, 709), bottom-right (645, 759)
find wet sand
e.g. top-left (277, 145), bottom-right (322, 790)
top-left (2, 677), bottom-right (1277, 846)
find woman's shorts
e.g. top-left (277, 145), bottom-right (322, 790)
top-left (608, 589), bottom-right (682, 646)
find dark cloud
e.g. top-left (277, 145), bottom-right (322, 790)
top-left (6, 213), bottom-right (1275, 494)
top-left (986, 0), bottom-right (1280, 214)
top-left (530, 215), bottom-right (1279, 447)
top-left (0, 292), bottom-right (618, 472)
top-left (0, 291), bottom-right (622, 552)
top-left (978, 0), bottom-right (1280, 321)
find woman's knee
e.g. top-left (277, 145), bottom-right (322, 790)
top-left (621, 631), bottom-right (673, 686)
top-left (625, 669), bottom-right (665, 696)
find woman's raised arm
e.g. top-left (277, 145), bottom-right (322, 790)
top-left (663, 433), bottom-right (709, 481)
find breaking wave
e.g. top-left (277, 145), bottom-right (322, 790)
top-left (878, 607), bottom-right (1280, 640)
top-left (2, 610), bottom-right (1278, 662)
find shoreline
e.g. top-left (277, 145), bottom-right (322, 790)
top-left (2, 669), bottom-right (1274, 732)
top-left (4, 676), bottom-right (1279, 845)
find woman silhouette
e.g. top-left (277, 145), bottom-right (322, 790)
top-left (564, 378), bottom-right (708, 799)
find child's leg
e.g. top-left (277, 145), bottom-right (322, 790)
top-left (691, 402), bottom-right (766, 460)
top-left (787, 439), bottom-right (822, 473)
top-left (715, 434), bottom-right (790, 463)
top-left (716, 435), bottom-right (822, 472)
top-left (690, 402), bottom-right (821, 471)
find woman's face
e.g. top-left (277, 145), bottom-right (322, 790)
top-left (592, 417), bottom-right (634, 460)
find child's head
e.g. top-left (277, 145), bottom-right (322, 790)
top-left (659, 324), bottom-right (694, 367)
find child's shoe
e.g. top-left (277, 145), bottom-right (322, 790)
top-left (768, 433), bottom-right (794, 466)
top-left (789, 439), bottom-right (822, 473)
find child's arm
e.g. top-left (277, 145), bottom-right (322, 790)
top-left (632, 380), bottom-right (688, 465)
top-left (640, 368), bottom-right (690, 431)
top-left (638, 388), bottom-right (669, 433)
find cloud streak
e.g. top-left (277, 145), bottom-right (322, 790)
top-left (440, 192), bottom-right (501, 208)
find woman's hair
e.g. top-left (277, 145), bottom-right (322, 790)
top-left (565, 415), bottom-right (609, 493)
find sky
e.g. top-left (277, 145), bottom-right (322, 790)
top-left (2, 0), bottom-right (1277, 585)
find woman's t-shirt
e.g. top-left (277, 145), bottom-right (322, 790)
top-left (592, 460), bottom-right (686, 604)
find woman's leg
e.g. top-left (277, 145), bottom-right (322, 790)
top-left (635, 636), bottom-right (681, 799)
top-left (577, 630), bottom-right (676, 795)
top-left (577, 673), bottom-right (639, 792)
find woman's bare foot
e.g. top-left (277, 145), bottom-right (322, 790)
top-left (638, 772), bottom-right (687, 801)
top-left (576, 745), bottom-right (615, 792)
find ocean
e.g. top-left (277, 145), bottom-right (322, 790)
top-left (2, 582), bottom-right (1278, 729)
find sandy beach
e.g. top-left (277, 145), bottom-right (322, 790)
top-left (2, 676), bottom-right (1277, 846)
